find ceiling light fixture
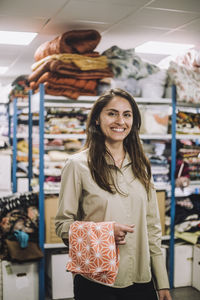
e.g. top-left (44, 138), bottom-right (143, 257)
top-left (0, 31), bottom-right (37, 45)
top-left (135, 41), bottom-right (194, 55)
top-left (0, 66), bottom-right (9, 74)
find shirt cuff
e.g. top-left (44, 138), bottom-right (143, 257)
top-left (151, 254), bottom-right (170, 290)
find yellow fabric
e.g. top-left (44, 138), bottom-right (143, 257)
top-left (55, 149), bottom-right (169, 290)
top-left (31, 53), bottom-right (108, 71)
top-left (175, 231), bottom-right (200, 244)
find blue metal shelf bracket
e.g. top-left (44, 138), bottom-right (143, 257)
top-left (38, 84), bottom-right (45, 300)
top-left (28, 90), bottom-right (33, 191)
top-left (12, 98), bottom-right (18, 193)
top-left (169, 85), bottom-right (177, 288)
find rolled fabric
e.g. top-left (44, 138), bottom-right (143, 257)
top-left (34, 29), bottom-right (101, 61)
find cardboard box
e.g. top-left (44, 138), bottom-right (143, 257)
top-left (192, 244), bottom-right (200, 291)
top-left (46, 253), bottom-right (74, 299)
top-left (156, 191), bottom-right (166, 235)
top-left (174, 244), bottom-right (193, 287)
top-left (45, 196), bottom-right (62, 244)
top-left (2, 261), bottom-right (38, 300)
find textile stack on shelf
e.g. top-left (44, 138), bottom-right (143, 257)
top-left (28, 29), bottom-right (113, 99)
top-left (167, 48), bottom-right (200, 103)
top-left (165, 192), bottom-right (200, 245)
top-left (176, 140), bottom-right (200, 184)
top-left (31, 106), bottom-right (87, 192)
top-left (142, 141), bottom-right (170, 190)
top-left (101, 45), bottom-right (168, 98)
top-left (8, 75), bottom-right (30, 102)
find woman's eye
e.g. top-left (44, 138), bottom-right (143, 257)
top-left (124, 113), bottom-right (132, 118)
top-left (108, 112), bottom-right (117, 116)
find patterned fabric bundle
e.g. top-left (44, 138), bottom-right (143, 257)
top-left (67, 221), bottom-right (119, 285)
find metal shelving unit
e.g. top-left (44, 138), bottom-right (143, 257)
top-left (11, 92), bottom-right (33, 193)
top-left (27, 83), bottom-right (200, 295)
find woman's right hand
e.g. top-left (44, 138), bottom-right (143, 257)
top-left (114, 223), bottom-right (135, 245)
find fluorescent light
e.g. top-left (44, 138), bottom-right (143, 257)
top-left (0, 66), bottom-right (8, 74)
top-left (0, 31), bottom-right (37, 45)
top-left (135, 41), bottom-right (194, 55)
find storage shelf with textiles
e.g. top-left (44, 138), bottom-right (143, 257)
top-left (28, 84), bottom-right (178, 300)
top-left (17, 84), bottom-right (200, 297)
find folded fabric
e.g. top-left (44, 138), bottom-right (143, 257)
top-left (30, 72), bottom-right (97, 92)
top-left (32, 53), bottom-right (108, 72)
top-left (67, 221), bottom-right (119, 285)
top-left (33, 81), bottom-right (97, 99)
top-left (175, 48), bottom-right (200, 68)
top-left (102, 45), bottom-right (160, 80)
top-left (167, 61), bottom-right (200, 103)
top-left (34, 29), bottom-right (101, 61)
top-left (28, 59), bottom-right (113, 83)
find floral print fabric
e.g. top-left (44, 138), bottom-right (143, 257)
top-left (67, 221), bottom-right (119, 285)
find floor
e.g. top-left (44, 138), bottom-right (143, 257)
top-left (46, 287), bottom-right (200, 300)
top-left (171, 286), bottom-right (200, 300)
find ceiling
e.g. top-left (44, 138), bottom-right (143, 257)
top-left (0, 0), bottom-right (200, 86)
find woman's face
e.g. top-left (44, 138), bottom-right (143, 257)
top-left (98, 96), bottom-right (133, 145)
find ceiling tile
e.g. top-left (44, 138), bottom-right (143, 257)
top-left (96, 24), bottom-right (169, 52)
top-left (80, 0), bottom-right (150, 7)
top-left (55, 0), bottom-right (136, 23)
top-left (41, 19), bottom-right (111, 35)
top-left (159, 29), bottom-right (199, 45)
top-left (148, 0), bottom-right (200, 14)
top-left (0, 0), bottom-right (68, 18)
top-left (0, 16), bottom-right (46, 32)
top-left (0, 45), bottom-right (20, 66)
top-left (121, 7), bottom-right (200, 29)
top-left (179, 18), bottom-right (200, 32)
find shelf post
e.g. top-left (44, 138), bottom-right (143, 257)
top-left (7, 102), bottom-right (12, 145)
top-left (12, 97), bottom-right (18, 193)
top-left (38, 84), bottom-right (45, 300)
top-left (28, 90), bottom-right (33, 191)
top-left (169, 85), bottom-right (177, 288)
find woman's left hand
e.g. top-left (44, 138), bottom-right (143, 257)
top-left (158, 289), bottom-right (172, 300)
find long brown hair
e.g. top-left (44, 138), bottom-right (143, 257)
top-left (84, 88), bottom-right (152, 193)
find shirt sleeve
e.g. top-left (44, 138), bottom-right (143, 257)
top-left (55, 158), bottom-right (82, 240)
top-left (147, 187), bottom-right (170, 290)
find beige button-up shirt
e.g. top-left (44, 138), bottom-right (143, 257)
top-left (55, 149), bottom-right (169, 290)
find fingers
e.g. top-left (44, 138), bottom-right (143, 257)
top-left (114, 223), bottom-right (135, 245)
top-left (120, 224), bottom-right (135, 234)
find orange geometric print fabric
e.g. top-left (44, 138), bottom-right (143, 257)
top-left (67, 221), bottom-right (120, 285)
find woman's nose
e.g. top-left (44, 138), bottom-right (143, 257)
top-left (116, 115), bottom-right (125, 124)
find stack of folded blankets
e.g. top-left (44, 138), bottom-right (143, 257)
top-left (28, 29), bottom-right (113, 99)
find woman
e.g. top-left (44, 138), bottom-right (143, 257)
top-left (55, 88), bottom-right (172, 300)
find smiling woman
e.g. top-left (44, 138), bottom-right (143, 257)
top-left (55, 88), bottom-right (172, 300)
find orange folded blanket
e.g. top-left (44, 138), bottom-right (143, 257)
top-left (32, 82), bottom-right (97, 100)
top-left (34, 29), bottom-right (101, 61)
top-left (28, 59), bottom-right (113, 83)
top-left (30, 72), bottom-right (97, 92)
